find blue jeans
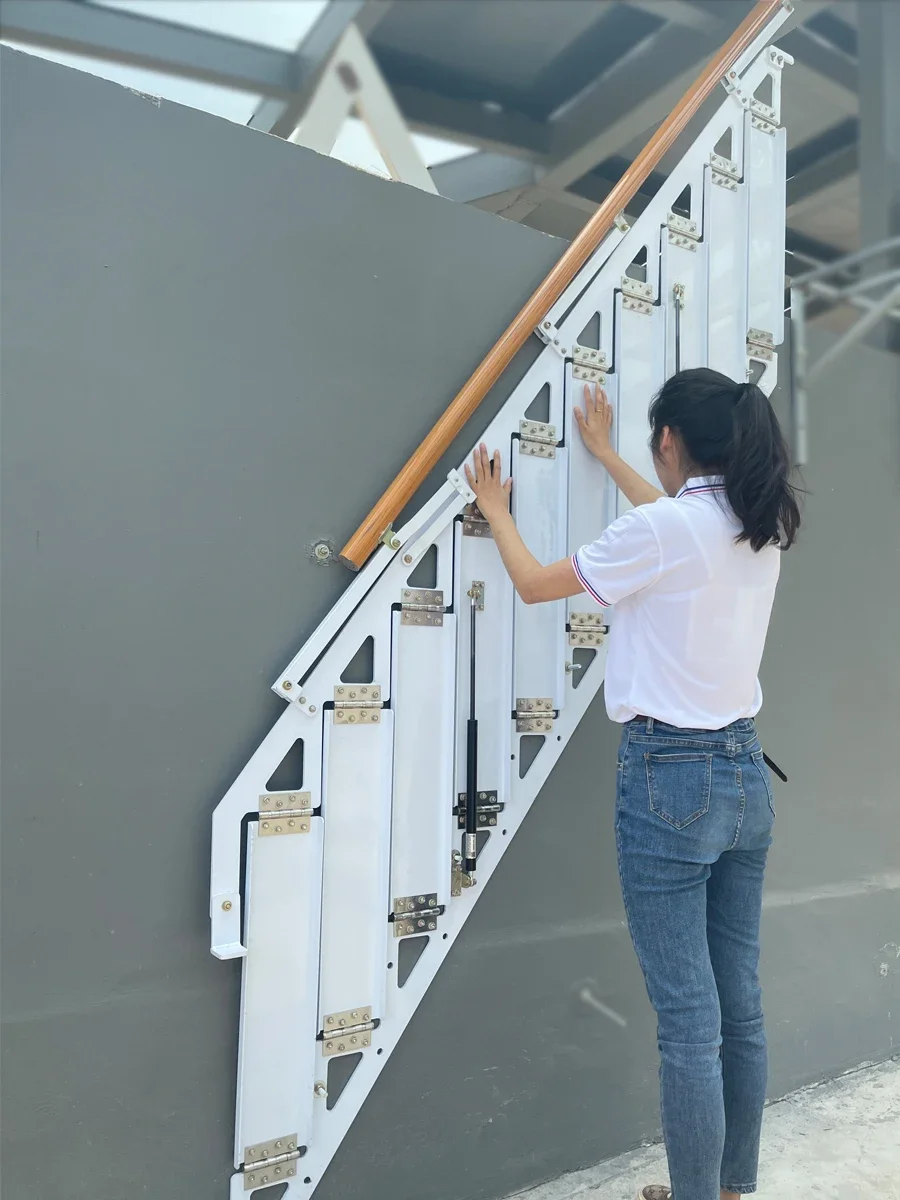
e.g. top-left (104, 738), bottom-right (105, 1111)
top-left (616, 717), bottom-right (775, 1198)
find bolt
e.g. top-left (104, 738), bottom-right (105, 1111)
top-left (403, 554), bottom-right (413, 564)
top-left (553, 338), bottom-right (559, 345)
top-left (314, 1081), bottom-right (327, 1098)
top-left (543, 321), bottom-right (551, 329)
top-left (309, 705), bottom-right (316, 713)
top-left (282, 680), bottom-right (292, 690)
top-left (275, 1141), bottom-right (283, 1150)
top-left (288, 820), bottom-right (295, 828)
top-left (275, 825), bottom-right (283, 833)
top-left (261, 821), bottom-right (270, 831)
top-left (221, 900), bottom-right (233, 911)
top-left (261, 1177), bottom-right (269, 1185)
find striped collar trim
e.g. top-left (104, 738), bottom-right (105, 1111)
top-left (676, 476), bottom-right (726, 498)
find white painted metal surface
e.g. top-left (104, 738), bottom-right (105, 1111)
top-left (210, 35), bottom-right (790, 1197)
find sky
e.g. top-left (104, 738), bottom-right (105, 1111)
top-left (2, 0), bottom-right (472, 180)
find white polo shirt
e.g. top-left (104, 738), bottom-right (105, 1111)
top-left (572, 476), bottom-right (781, 729)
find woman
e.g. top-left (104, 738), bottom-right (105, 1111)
top-left (464, 367), bottom-right (800, 1200)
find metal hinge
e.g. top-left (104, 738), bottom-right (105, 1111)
top-left (518, 419), bottom-right (558, 459)
top-left (710, 151), bottom-right (740, 191)
top-left (258, 791), bottom-right (313, 836)
top-left (515, 697), bottom-right (554, 733)
top-left (454, 789), bottom-right (504, 829)
top-left (461, 502), bottom-right (492, 539)
top-left (400, 588), bottom-right (445, 627)
top-left (321, 1007), bottom-right (376, 1056)
top-left (333, 684), bottom-right (383, 724)
top-left (451, 848), bottom-right (477, 896)
top-left (534, 319), bottom-right (569, 358)
top-left (243, 1135), bottom-right (301, 1191)
top-left (620, 276), bottom-right (654, 315)
top-left (750, 111), bottom-right (778, 136)
top-left (567, 613), bottom-right (609, 647)
top-left (572, 345), bottom-right (608, 383)
top-left (747, 328), bottom-right (775, 361)
top-left (392, 893), bottom-right (445, 937)
top-left (667, 212), bottom-right (700, 252)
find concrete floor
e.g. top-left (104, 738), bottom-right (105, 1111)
top-left (510, 1057), bottom-right (900, 1200)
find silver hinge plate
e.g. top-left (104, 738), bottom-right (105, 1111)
top-left (258, 791), bottom-right (313, 836)
top-left (243, 1135), bottom-right (301, 1191)
top-left (519, 419), bottom-right (558, 459)
top-left (572, 345), bottom-right (608, 383)
top-left (333, 685), bottom-right (383, 725)
top-left (400, 588), bottom-right (445, 627)
top-left (621, 276), bottom-right (654, 315)
top-left (455, 789), bottom-right (504, 829)
top-left (321, 1006), bottom-right (375, 1056)
top-left (461, 503), bottom-right (493, 539)
top-left (392, 893), bottom-right (444, 937)
top-left (710, 152), bottom-right (740, 191)
top-left (467, 580), bottom-right (485, 611)
top-left (751, 111), bottom-right (778, 136)
top-left (534, 320), bottom-right (568, 357)
top-left (666, 212), bottom-right (700, 253)
top-left (515, 697), bottom-right (554, 733)
top-left (567, 613), bottom-right (610, 647)
top-left (747, 327), bottom-right (775, 361)
top-left (451, 849), bottom-right (476, 897)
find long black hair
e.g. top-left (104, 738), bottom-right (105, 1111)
top-left (649, 367), bottom-right (801, 551)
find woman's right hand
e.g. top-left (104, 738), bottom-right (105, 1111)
top-left (574, 383), bottom-right (614, 463)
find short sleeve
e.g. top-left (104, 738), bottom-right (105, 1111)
top-left (572, 508), bottom-right (661, 607)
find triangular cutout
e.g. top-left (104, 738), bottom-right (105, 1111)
top-left (406, 545), bottom-right (437, 589)
top-left (714, 127), bottom-right (733, 160)
top-left (340, 636), bottom-right (374, 683)
top-left (524, 383), bottom-right (551, 423)
top-left (249, 1184), bottom-right (289, 1200)
top-left (572, 647), bottom-right (596, 689)
top-left (625, 246), bottom-right (648, 283)
top-left (397, 934), bottom-right (429, 987)
top-left (577, 313), bottom-right (601, 350)
top-left (265, 739), bottom-right (304, 793)
top-left (672, 184), bottom-right (691, 219)
top-left (754, 73), bottom-right (774, 108)
top-left (326, 1051), bottom-right (363, 1111)
top-left (518, 735), bottom-right (545, 778)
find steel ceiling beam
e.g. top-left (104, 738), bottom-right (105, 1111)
top-left (787, 118), bottom-right (859, 208)
top-left (0, 0), bottom-right (296, 95)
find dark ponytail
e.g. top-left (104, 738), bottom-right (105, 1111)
top-left (649, 367), bottom-right (801, 551)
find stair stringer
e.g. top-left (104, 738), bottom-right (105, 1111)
top-left (210, 42), bottom-right (790, 1199)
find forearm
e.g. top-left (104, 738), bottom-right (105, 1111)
top-left (480, 507), bottom-right (583, 604)
top-left (485, 508), bottom-right (544, 601)
top-left (597, 449), bottom-right (664, 507)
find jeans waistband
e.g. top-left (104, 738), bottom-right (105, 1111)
top-left (629, 715), bottom-right (757, 736)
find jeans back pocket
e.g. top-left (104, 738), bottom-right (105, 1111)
top-left (644, 751), bottom-right (713, 829)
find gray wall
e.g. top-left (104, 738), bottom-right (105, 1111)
top-left (1, 47), bottom-right (898, 1200)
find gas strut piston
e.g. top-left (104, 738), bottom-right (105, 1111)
top-left (463, 580), bottom-right (484, 874)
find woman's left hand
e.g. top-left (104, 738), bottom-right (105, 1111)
top-left (464, 444), bottom-right (512, 522)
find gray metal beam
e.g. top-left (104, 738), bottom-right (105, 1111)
top-left (682, 0), bottom-right (857, 91)
top-left (858, 0), bottom-right (900, 352)
top-left (0, 0), bottom-right (296, 95)
top-left (247, 1), bottom-right (394, 137)
top-left (392, 83), bottom-right (552, 159)
top-left (786, 118), bottom-right (859, 208)
top-left (429, 152), bottom-right (538, 204)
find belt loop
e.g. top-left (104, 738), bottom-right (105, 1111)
top-left (646, 716), bottom-right (654, 734)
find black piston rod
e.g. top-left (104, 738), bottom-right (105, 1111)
top-left (464, 584), bottom-right (480, 873)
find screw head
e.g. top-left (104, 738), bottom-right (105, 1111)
top-left (309, 705), bottom-right (317, 713)
top-left (403, 554), bottom-right (413, 564)
top-left (221, 900), bottom-right (232, 911)
top-left (282, 680), bottom-right (292, 690)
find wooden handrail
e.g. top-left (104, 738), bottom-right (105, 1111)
top-left (340, 0), bottom-right (786, 570)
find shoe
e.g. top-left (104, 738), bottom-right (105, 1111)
top-left (638, 1188), bottom-right (672, 1200)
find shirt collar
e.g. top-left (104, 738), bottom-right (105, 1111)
top-left (676, 475), bottom-right (726, 498)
